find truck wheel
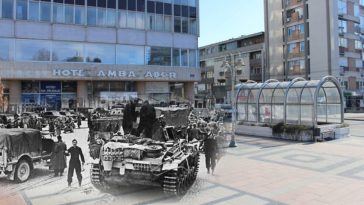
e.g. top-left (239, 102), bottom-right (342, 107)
top-left (15, 160), bottom-right (31, 183)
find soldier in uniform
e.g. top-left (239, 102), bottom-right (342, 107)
top-left (137, 101), bottom-right (156, 139)
top-left (51, 136), bottom-right (67, 177)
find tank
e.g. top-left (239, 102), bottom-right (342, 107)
top-left (90, 135), bottom-right (200, 195)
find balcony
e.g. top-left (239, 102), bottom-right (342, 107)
top-left (286, 0), bottom-right (303, 8)
top-left (288, 32), bottom-right (304, 42)
top-left (287, 12), bottom-right (304, 24)
top-left (288, 52), bottom-right (305, 59)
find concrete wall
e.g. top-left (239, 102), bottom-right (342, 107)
top-left (0, 20), bottom-right (198, 49)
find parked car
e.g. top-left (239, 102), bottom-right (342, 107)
top-left (0, 114), bottom-right (18, 128)
top-left (60, 111), bottom-right (77, 122)
top-left (42, 111), bottom-right (65, 122)
top-left (21, 112), bottom-right (47, 127)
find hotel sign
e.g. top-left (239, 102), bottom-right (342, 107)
top-left (53, 69), bottom-right (177, 79)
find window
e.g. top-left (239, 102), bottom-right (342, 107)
top-left (127, 11), bottom-right (136, 28)
top-left (85, 43), bottom-right (115, 64)
top-left (355, 40), bottom-right (362, 50)
top-left (146, 13), bottom-right (155, 30)
top-left (156, 14), bottom-right (164, 31)
top-left (53, 3), bottom-right (65, 23)
top-left (15, 39), bottom-right (51, 61)
top-left (339, 38), bottom-right (348, 48)
top-left (181, 49), bottom-right (188, 66)
top-left (119, 10), bottom-right (127, 27)
top-left (173, 48), bottom-right (180, 66)
top-left (16, 0), bottom-right (27, 20)
top-left (116, 45), bottom-right (144, 65)
top-left (52, 42), bottom-right (84, 62)
top-left (97, 7), bottom-right (107, 26)
top-left (0, 38), bottom-right (14, 61)
top-left (75, 5), bottom-right (86, 25)
top-left (174, 16), bottom-right (181, 32)
top-left (65, 4), bottom-right (75, 24)
top-left (189, 49), bottom-right (196, 67)
top-left (339, 57), bottom-right (348, 67)
top-left (29, 0), bottom-right (40, 21)
top-left (182, 17), bottom-right (188, 33)
top-left (40, 1), bottom-right (51, 22)
top-left (338, 20), bottom-right (347, 34)
top-left (87, 6), bottom-right (97, 25)
top-left (164, 15), bottom-right (172, 31)
top-left (2, 0), bottom-right (14, 19)
top-left (354, 4), bottom-right (359, 16)
top-left (356, 59), bottom-right (363, 68)
top-left (106, 8), bottom-right (116, 26)
top-left (146, 47), bottom-right (171, 66)
top-left (338, 0), bottom-right (347, 15)
top-left (135, 12), bottom-right (144, 29)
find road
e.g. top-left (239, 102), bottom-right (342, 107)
top-left (1, 119), bottom-right (364, 204)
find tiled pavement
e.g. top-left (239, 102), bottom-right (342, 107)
top-left (3, 121), bottom-right (364, 204)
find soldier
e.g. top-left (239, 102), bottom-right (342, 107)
top-left (137, 100), bottom-right (156, 139)
top-left (51, 136), bottom-right (67, 177)
top-left (203, 127), bottom-right (218, 175)
top-left (66, 139), bottom-right (85, 187)
top-left (122, 100), bottom-right (137, 134)
top-left (77, 115), bottom-right (82, 129)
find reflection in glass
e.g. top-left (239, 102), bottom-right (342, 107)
top-left (189, 49), bottom-right (196, 67)
top-left (0, 38), bottom-right (13, 61)
top-left (85, 43), bottom-right (115, 64)
top-left (173, 48), bottom-right (180, 66)
top-left (65, 4), bottom-right (74, 24)
top-left (53, 3), bottom-right (64, 23)
top-left (29, 0), bottom-right (40, 21)
top-left (16, 0), bottom-right (27, 20)
top-left (15, 40), bottom-right (51, 61)
top-left (40, 1), bottom-right (51, 22)
top-left (106, 9), bottom-right (116, 26)
top-left (75, 5), bottom-right (86, 25)
top-left (136, 12), bottom-right (144, 29)
top-left (116, 45), bottom-right (144, 65)
top-left (87, 6), bottom-right (97, 26)
top-left (127, 11), bottom-right (136, 28)
top-left (119, 10), bottom-right (127, 27)
top-left (2, 0), bottom-right (13, 19)
top-left (97, 8), bottom-right (107, 26)
top-left (146, 47), bottom-right (171, 66)
top-left (181, 49), bottom-right (188, 66)
top-left (52, 42), bottom-right (84, 62)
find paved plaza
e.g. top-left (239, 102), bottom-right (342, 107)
top-left (1, 118), bottom-right (364, 204)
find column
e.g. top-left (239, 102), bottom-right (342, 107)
top-left (184, 82), bottom-right (195, 104)
top-left (77, 81), bottom-right (88, 107)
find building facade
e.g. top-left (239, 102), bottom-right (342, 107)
top-left (0, 0), bottom-right (200, 112)
top-left (264, 0), bottom-right (364, 112)
top-left (196, 32), bottom-right (264, 108)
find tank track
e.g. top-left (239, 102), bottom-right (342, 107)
top-left (163, 153), bottom-right (200, 195)
top-left (90, 163), bottom-right (109, 191)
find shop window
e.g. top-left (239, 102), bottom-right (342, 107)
top-left (62, 81), bottom-right (77, 93)
top-left (21, 81), bottom-right (40, 93)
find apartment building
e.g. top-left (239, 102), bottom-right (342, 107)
top-left (196, 32), bottom-right (264, 108)
top-left (264, 0), bottom-right (364, 111)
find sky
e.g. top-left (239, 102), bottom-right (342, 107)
top-left (199, 0), bottom-right (264, 47)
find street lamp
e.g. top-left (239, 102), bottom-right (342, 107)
top-left (221, 53), bottom-right (245, 148)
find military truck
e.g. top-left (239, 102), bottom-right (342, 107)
top-left (0, 129), bottom-right (54, 182)
top-left (90, 107), bottom-right (201, 195)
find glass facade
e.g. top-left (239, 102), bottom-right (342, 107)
top-left (21, 81), bottom-right (78, 110)
top-left (1, 0), bottom-right (198, 35)
top-left (0, 38), bottom-right (198, 67)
